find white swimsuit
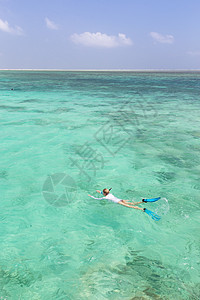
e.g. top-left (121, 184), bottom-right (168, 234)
top-left (90, 193), bottom-right (122, 203)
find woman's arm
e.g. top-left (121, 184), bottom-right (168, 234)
top-left (96, 190), bottom-right (102, 194)
top-left (88, 194), bottom-right (104, 200)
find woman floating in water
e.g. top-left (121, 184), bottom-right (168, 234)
top-left (88, 188), bottom-right (161, 221)
top-left (88, 188), bottom-right (145, 210)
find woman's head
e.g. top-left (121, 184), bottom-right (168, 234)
top-left (103, 188), bottom-right (111, 196)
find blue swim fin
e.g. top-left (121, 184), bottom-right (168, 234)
top-left (142, 197), bottom-right (161, 203)
top-left (144, 208), bottom-right (161, 221)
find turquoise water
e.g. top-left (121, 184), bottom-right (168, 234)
top-left (0, 71), bottom-right (200, 299)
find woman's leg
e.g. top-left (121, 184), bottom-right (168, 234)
top-left (122, 200), bottom-right (143, 205)
top-left (119, 201), bottom-right (144, 211)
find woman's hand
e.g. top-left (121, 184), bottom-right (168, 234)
top-left (96, 190), bottom-right (101, 193)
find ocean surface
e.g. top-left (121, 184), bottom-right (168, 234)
top-left (0, 71), bottom-right (199, 300)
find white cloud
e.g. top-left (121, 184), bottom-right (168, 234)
top-left (0, 18), bottom-right (23, 35)
top-left (71, 32), bottom-right (133, 48)
top-left (187, 51), bottom-right (200, 56)
top-left (45, 17), bottom-right (59, 30)
top-left (150, 32), bottom-right (174, 44)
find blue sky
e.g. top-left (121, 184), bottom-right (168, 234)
top-left (0, 0), bottom-right (200, 69)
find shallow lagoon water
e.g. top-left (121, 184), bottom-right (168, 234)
top-left (0, 71), bottom-right (200, 299)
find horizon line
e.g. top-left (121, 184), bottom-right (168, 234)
top-left (0, 68), bottom-right (200, 72)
